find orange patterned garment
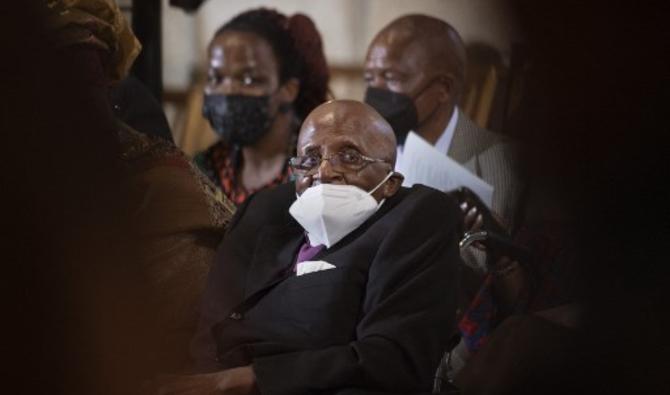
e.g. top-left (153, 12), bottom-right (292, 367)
top-left (194, 140), bottom-right (292, 206)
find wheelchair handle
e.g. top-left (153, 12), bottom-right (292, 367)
top-left (459, 230), bottom-right (489, 250)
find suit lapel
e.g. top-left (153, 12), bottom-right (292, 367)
top-left (241, 186), bottom-right (407, 296)
top-left (244, 222), bottom-right (303, 299)
top-left (448, 109), bottom-right (473, 164)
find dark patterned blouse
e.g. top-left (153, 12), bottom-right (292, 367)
top-left (194, 141), bottom-right (293, 206)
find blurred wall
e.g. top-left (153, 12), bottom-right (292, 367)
top-left (162, 0), bottom-right (519, 99)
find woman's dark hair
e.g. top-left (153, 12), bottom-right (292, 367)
top-left (214, 8), bottom-right (330, 121)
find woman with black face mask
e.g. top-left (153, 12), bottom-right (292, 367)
top-left (195, 8), bottom-right (330, 205)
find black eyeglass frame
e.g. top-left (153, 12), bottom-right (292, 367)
top-left (288, 151), bottom-right (390, 175)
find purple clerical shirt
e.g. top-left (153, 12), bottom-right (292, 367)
top-left (293, 238), bottom-right (326, 271)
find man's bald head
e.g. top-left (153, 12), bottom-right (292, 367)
top-left (295, 100), bottom-right (403, 201)
top-left (375, 15), bottom-right (465, 91)
top-left (364, 15), bottom-right (466, 145)
top-left (299, 100), bottom-right (397, 165)
top-left (366, 14), bottom-right (466, 101)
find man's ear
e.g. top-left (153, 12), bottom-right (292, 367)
top-left (436, 73), bottom-right (455, 103)
top-left (279, 77), bottom-right (300, 103)
top-left (382, 172), bottom-right (404, 198)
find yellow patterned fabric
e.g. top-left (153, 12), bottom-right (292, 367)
top-left (45, 0), bottom-right (141, 81)
top-left (118, 121), bottom-right (235, 371)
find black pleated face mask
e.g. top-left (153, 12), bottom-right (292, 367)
top-left (202, 94), bottom-right (274, 147)
top-left (364, 87), bottom-right (418, 145)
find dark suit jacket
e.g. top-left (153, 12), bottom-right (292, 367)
top-left (191, 183), bottom-right (462, 394)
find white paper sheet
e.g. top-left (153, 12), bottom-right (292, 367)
top-left (396, 132), bottom-right (494, 209)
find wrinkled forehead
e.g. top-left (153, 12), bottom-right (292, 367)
top-left (297, 112), bottom-right (385, 156)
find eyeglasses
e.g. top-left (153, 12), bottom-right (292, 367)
top-left (288, 150), bottom-right (389, 174)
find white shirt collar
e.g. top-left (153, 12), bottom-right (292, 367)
top-left (434, 106), bottom-right (459, 154)
top-left (396, 106), bottom-right (459, 164)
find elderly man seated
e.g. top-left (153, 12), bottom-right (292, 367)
top-left (163, 100), bottom-right (462, 395)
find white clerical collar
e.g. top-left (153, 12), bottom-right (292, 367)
top-left (433, 106), bottom-right (459, 154)
top-left (395, 107), bottom-right (459, 166)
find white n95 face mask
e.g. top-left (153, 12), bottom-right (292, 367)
top-left (289, 172), bottom-right (394, 248)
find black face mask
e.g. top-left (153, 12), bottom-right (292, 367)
top-left (202, 94), bottom-right (275, 147)
top-left (364, 87), bottom-right (418, 145)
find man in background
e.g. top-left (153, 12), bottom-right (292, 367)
top-left (364, 14), bottom-right (520, 233)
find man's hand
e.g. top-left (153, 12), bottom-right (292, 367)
top-left (460, 200), bottom-right (484, 234)
top-left (449, 187), bottom-right (507, 236)
top-left (155, 366), bottom-right (257, 395)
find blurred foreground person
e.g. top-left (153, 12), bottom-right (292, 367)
top-left (46, 0), bottom-right (235, 373)
top-left (3, 1), bottom-right (148, 394)
top-left (447, 1), bottom-right (670, 394)
top-left (157, 100), bottom-right (462, 395)
top-left (23, 0), bottom-right (235, 387)
top-left (196, 8), bottom-right (330, 205)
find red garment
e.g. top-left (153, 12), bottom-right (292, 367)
top-left (195, 141), bottom-right (292, 206)
top-left (458, 222), bottom-right (579, 353)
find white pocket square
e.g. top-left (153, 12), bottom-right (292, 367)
top-left (296, 260), bottom-right (336, 276)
